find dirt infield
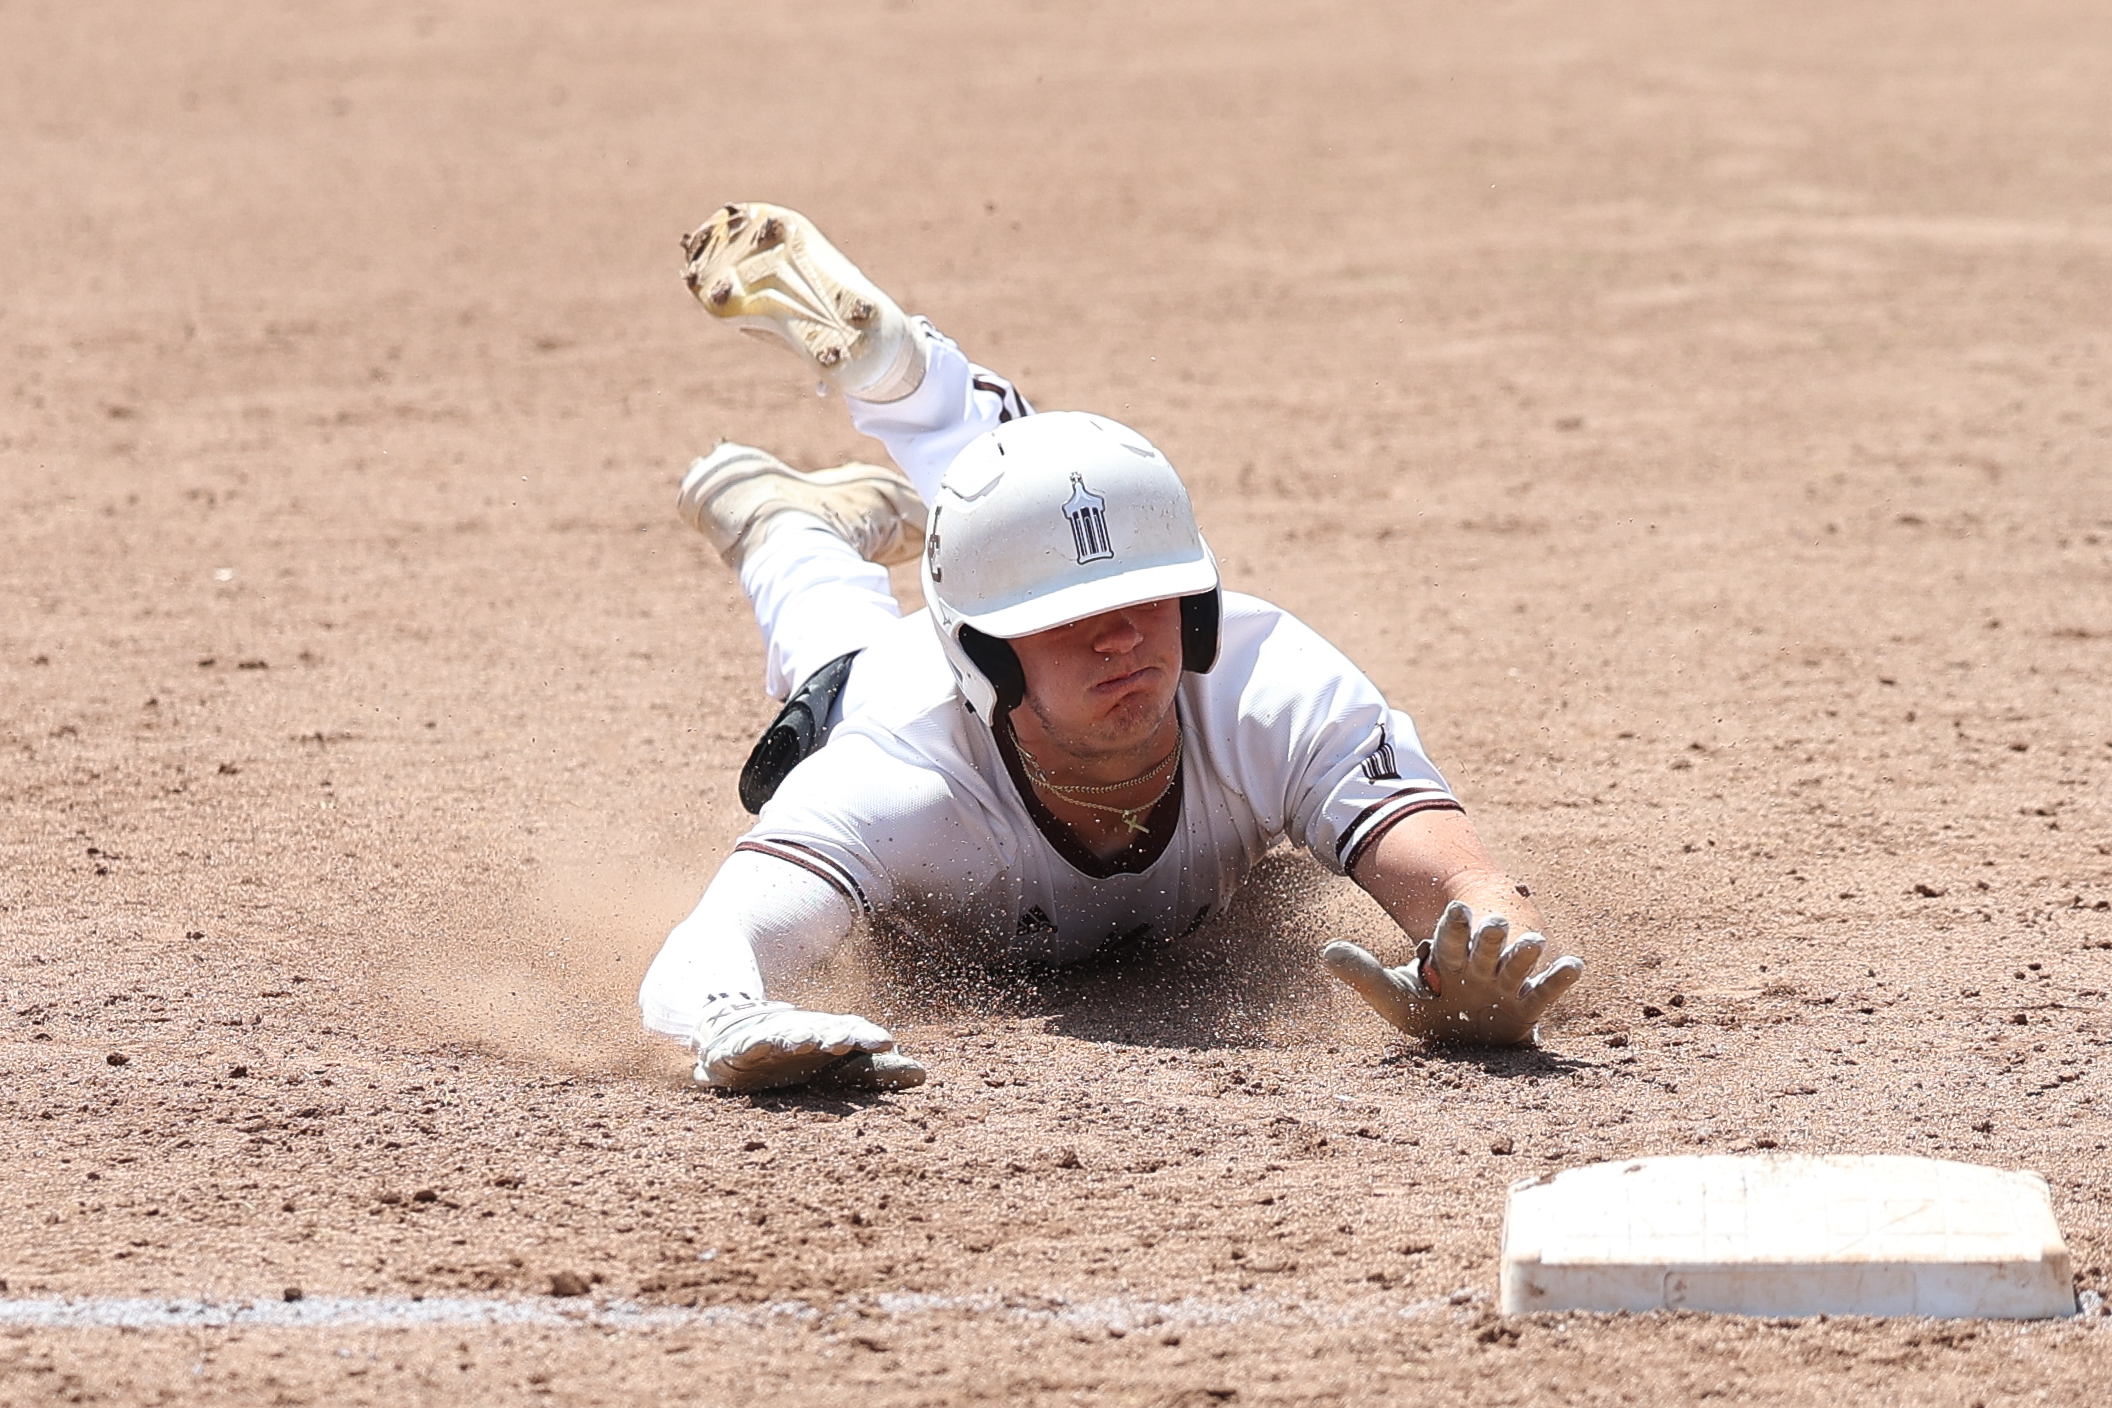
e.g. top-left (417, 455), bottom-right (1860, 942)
top-left (4, 0), bottom-right (2111, 1401)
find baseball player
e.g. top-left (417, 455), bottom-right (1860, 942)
top-left (639, 203), bottom-right (1584, 1091)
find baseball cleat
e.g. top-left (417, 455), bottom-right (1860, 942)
top-left (681, 202), bottom-right (928, 403)
top-left (678, 442), bottom-right (927, 570)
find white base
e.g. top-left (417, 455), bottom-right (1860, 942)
top-left (1501, 1154), bottom-right (2075, 1320)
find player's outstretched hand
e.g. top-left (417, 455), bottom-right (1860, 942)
top-left (1321, 901), bottom-right (1583, 1046)
top-left (694, 997), bottom-right (926, 1092)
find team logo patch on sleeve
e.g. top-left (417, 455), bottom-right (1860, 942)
top-left (1361, 738), bottom-right (1400, 782)
top-left (1016, 906), bottom-right (1058, 936)
top-left (1063, 474), bottom-right (1114, 564)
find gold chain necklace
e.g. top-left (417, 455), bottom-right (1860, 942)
top-left (1013, 726), bottom-right (1184, 835)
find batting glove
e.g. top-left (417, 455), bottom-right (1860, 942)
top-left (1321, 901), bottom-right (1583, 1046)
top-left (694, 996), bottom-right (926, 1092)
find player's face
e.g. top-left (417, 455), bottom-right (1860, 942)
top-left (1010, 599), bottom-right (1184, 761)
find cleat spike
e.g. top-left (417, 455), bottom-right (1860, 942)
top-left (677, 202), bottom-right (927, 400)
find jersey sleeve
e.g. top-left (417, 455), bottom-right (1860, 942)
top-left (1202, 596), bottom-right (1461, 876)
top-left (637, 848), bottom-right (856, 1040)
top-left (738, 726), bottom-right (1007, 919)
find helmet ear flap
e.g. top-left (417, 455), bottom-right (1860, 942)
top-left (958, 626), bottom-right (1027, 715)
top-left (958, 594), bottom-right (1217, 721)
top-left (1180, 590), bottom-right (1221, 674)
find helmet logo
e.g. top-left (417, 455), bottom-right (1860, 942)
top-left (1063, 473), bottom-right (1114, 565)
top-left (925, 506), bottom-right (942, 583)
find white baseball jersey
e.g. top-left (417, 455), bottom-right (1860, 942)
top-left (736, 591), bottom-right (1460, 967)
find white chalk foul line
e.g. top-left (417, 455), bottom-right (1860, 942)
top-left (2, 1290), bottom-right (2096, 1333)
top-left (0, 1296), bottom-right (702, 1332)
top-left (0, 1290), bottom-right (1466, 1334)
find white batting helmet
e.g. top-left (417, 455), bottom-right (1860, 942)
top-left (922, 411), bottom-right (1221, 720)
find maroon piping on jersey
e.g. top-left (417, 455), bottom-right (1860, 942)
top-left (734, 838), bottom-right (871, 915)
top-left (1338, 790), bottom-right (1466, 876)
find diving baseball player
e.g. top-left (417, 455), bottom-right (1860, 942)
top-left (638, 203), bottom-right (1584, 1091)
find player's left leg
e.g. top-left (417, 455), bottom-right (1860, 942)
top-left (682, 202), bottom-right (1034, 505)
top-left (844, 328), bottom-right (1032, 503)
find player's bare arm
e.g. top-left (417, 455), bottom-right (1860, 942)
top-left (1327, 807), bottom-right (1583, 1045)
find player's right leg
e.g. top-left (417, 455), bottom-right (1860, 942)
top-left (678, 443), bottom-right (917, 701)
top-left (681, 202), bottom-right (1034, 504)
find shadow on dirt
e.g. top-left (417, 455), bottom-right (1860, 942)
top-left (1378, 1044), bottom-right (1599, 1081)
top-left (820, 850), bottom-right (1387, 1050)
top-left (724, 1088), bottom-right (888, 1118)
